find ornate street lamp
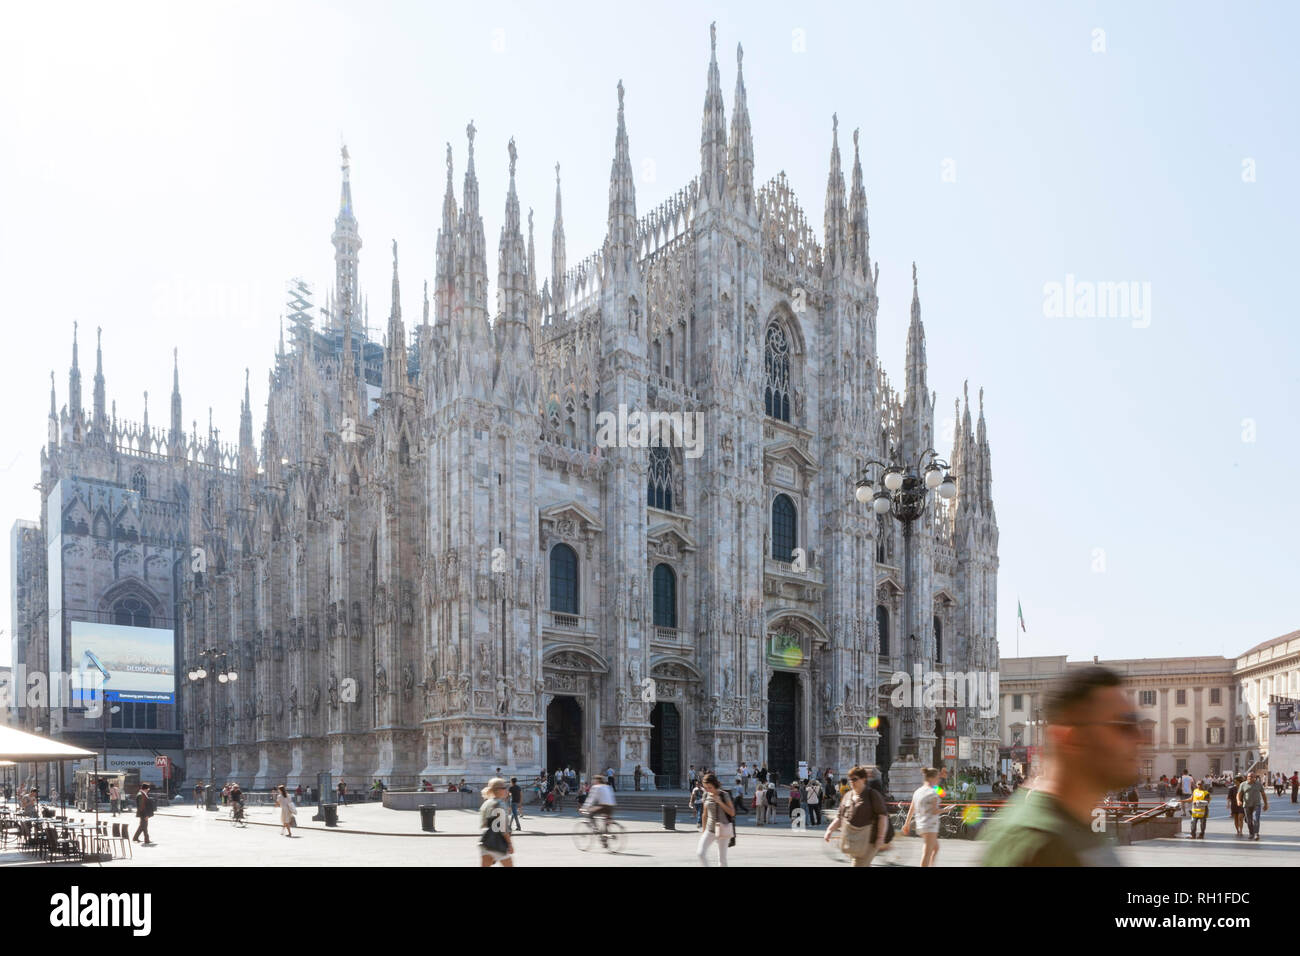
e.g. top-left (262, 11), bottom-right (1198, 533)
top-left (854, 448), bottom-right (957, 769)
top-left (853, 448), bottom-right (956, 523)
top-left (187, 648), bottom-right (237, 810)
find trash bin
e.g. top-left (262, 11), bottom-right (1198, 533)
top-left (323, 804), bottom-right (339, 827)
top-left (661, 804), bottom-right (677, 830)
top-left (419, 805), bottom-right (436, 832)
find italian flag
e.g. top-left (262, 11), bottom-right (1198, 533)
top-left (1017, 599), bottom-right (1027, 632)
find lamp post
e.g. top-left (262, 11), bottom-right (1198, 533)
top-left (186, 648), bottom-right (237, 810)
top-left (854, 449), bottom-right (957, 763)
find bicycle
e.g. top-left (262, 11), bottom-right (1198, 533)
top-left (571, 814), bottom-right (626, 853)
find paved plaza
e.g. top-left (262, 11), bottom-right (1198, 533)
top-left (5, 798), bottom-right (1300, 867)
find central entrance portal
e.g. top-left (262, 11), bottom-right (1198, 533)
top-left (650, 702), bottom-right (681, 789)
top-left (767, 672), bottom-right (800, 781)
top-left (546, 696), bottom-right (583, 773)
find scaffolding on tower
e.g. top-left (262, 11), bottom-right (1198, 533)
top-left (286, 278), bottom-right (315, 355)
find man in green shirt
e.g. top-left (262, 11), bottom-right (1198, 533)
top-left (982, 665), bottom-right (1139, 866)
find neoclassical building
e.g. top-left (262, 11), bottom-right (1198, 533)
top-left (12, 26), bottom-right (1000, 790)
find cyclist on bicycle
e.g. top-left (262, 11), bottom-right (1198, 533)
top-left (581, 773), bottom-right (617, 846)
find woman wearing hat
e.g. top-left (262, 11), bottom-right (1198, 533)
top-left (478, 778), bottom-right (515, 867)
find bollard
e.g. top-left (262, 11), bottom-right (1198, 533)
top-left (419, 804), bottom-right (436, 832)
top-left (661, 804), bottom-right (677, 830)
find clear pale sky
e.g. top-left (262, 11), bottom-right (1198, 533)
top-left (2, 0), bottom-right (1296, 667)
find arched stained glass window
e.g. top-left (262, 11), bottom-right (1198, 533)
top-left (764, 323), bottom-right (792, 422)
top-left (550, 544), bottom-right (579, 615)
top-left (653, 563), bottom-right (677, 629)
top-left (771, 494), bottom-right (797, 562)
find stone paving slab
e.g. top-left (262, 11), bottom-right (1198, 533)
top-left (6, 800), bottom-right (1297, 867)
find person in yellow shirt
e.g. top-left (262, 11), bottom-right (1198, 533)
top-left (1189, 780), bottom-right (1210, 840)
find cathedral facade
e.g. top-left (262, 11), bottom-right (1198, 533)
top-left (15, 27), bottom-right (999, 790)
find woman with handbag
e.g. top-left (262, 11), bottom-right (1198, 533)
top-left (275, 784), bottom-right (297, 837)
top-left (825, 766), bottom-right (888, 866)
top-left (478, 778), bottom-right (515, 867)
top-left (696, 772), bottom-right (736, 867)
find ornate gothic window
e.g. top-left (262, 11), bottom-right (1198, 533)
top-left (549, 544), bottom-right (579, 615)
top-left (764, 322), bottom-right (792, 422)
top-left (876, 604), bottom-right (890, 657)
top-left (652, 563), bottom-right (677, 629)
top-left (771, 494), bottom-right (797, 562)
top-left (130, 468), bottom-right (148, 498)
top-left (113, 596), bottom-right (151, 628)
top-left (648, 447), bottom-right (673, 511)
top-left (876, 514), bottom-right (892, 563)
top-left (933, 615), bottom-right (942, 661)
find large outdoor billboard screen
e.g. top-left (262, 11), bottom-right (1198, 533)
top-left (70, 620), bottom-right (176, 704)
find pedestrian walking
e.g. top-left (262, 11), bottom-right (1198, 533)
top-left (689, 778), bottom-right (706, 828)
top-left (108, 781), bottom-right (120, 816)
top-left (696, 772), bottom-right (736, 867)
top-left (902, 768), bottom-right (942, 867)
top-left (294, 784), bottom-right (304, 804)
top-left (194, 780), bottom-right (204, 806)
top-left (337, 780), bottom-right (347, 804)
top-left (1229, 774), bottom-right (1245, 836)
top-left (275, 784), bottom-right (297, 837)
top-left (805, 778), bottom-right (822, 826)
top-left (478, 778), bottom-right (515, 867)
top-left (508, 777), bottom-right (523, 831)
top-left (132, 783), bottom-right (155, 845)
top-left (1189, 780), bottom-right (1210, 839)
top-left (1291, 771), bottom-right (1298, 804)
top-left (825, 765), bottom-right (889, 866)
top-left (1179, 770), bottom-right (1194, 816)
top-left (788, 780), bottom-right (802, 820)
top-left (1238, 772), bottom-right (1268, 841)
top-left (1157, 775), bottom-right (1168, 801)
top-left (606, 766), bottom-right (616, 792)
top-left (980, 666), bottom-right (1133, 866)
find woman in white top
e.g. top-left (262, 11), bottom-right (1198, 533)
top-left (275, 784), bottom-right (297, 837)
top-left (902, 767), bottom-right (942, 867)
top-left (696, 772), bottom-right (736, 867)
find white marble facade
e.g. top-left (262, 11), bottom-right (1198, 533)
top-left (21, 26), bottom-right (999, 790)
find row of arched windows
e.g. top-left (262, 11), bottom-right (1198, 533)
top-left (548, 544), bottom-right (679, 629)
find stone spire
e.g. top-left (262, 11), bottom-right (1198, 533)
top-left (332, 145), bottom-right (362, 334)
top-left (906, 263), bottom-right (927, 396)
top-left (727, 42), bottom-right (754, 212)
top-left (457, 120), bottom-right (490, 341)
top-left (48, 371), bottom-right (57, 452)
top-left (169, 348), bottom-right (183, 450)
top-left (551, 162), bottom-right (566, 318)
top-left (434, 142), bottom-right (458, 327)
top-left (823, 115), bottom-right (848, 276)
top-left (385, 239), bottom-right (406, 396)
top-left (68, 322), bottom-right (82, 421)
top-left (239, 368), bottom-right (253, 454)
top-left (977, 387), bottom-right (994, 514)
top-left (140, 390), bottom-right (150, 442)
top-left (497, 138), bottom-right (528, 327)
top-left (849, 127), bottom-right (870, 274)
top-left (605, 82), bottom-right (638, 276)
top-left (700, 22), bottom-right (728, 203)
top-left (901, 263), bottom-right (932, 458)
top-left (92, 326), bottom-right (107, 432)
